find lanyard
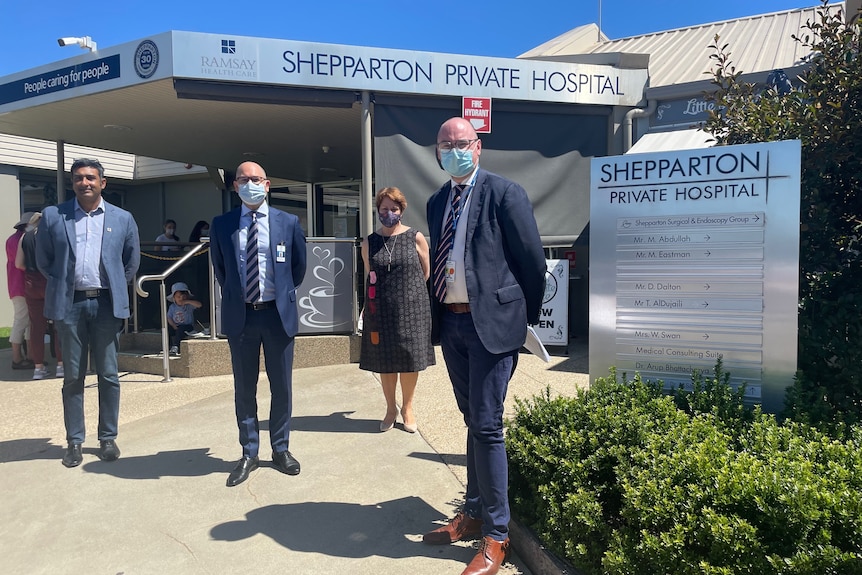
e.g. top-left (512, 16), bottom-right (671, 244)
top-left (450, 175), bottom-right (476, 234)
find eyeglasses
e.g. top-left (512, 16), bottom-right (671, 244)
top-left (437, 139), bottom-right (478, 152)
top-left (236, 176), bottom-right (267, 185)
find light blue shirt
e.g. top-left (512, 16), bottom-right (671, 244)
top-left (74, 198), bottom-right (105, 290)
top-left (441, 167), bottom-right (478, 304)
top-left (239, 201), bottom-right (275, 302)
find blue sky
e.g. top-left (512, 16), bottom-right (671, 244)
top-left (0, 0), bottom-right (822, 77)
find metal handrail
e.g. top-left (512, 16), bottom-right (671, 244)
top-left (134, 239), bottom-right (213, 382)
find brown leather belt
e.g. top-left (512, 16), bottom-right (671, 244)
top-left (246, 300), bottom-right (276, 311)
top-left (444, 303), bottom-right (471, 314)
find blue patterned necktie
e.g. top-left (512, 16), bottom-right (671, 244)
top-left (246, 211), bottom-right (260, 303)
top-left (432, 185), bottom-right (465, 302)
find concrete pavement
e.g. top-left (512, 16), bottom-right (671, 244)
top-left (0, 338), bottom-right (589, 575)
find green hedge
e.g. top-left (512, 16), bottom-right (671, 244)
top-left (506, 370), bottom-right (862, 574)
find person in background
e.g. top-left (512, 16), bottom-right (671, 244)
top-left (188, 220), bottom-right (210, 244)
top-left (16, 212), bottom-right (64, 380)
top-left (166, 281), bottom-right (202, 356)
top-left (6, 212), bottom-right (34, 370)
top-left (422, 117), bottom-right (546, 575)
top-left (209, 161), bottom-right (306, 487)
top-left (36, 158), bottom-right (141, 468)
top-left (358, 187), bottom-right (434, 433)
top-left (155, 219), bottom-right (180, 251)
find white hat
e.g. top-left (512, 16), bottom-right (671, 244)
top-left (167, 282), bottom-right (193, 302)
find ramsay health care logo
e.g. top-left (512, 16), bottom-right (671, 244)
top-left (198, 39), bottom-right (257, 79)
top-left (134, 40), bottom-right (159, 79)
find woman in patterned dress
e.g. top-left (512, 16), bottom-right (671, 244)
top-left (359, 187), bottom-right (435, 433)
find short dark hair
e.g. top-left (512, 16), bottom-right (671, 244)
top-left (70, 158), bottom-right (105, 179)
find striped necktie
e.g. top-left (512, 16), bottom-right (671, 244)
top-left (432, 184), bottom-right (465, 302)
top-left (246, 211), bottom-right (260, 303)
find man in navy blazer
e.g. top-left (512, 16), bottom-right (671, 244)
top-left (210, 161), bottom-right (307, 487)
top-left (36, 158), bottom-right (141, 468)
top-left (423, 117), bottom-right (546, 575)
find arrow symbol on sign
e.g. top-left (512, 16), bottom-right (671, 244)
top-left (469, 118), bottom-right (488, 131)
top-left (704, 251), bottom-right (712, 257)
top-left (703, 333), bottom-right (710, 340)
top-left (753, 214), bottom-right (760, 222)
top-left (704, 283), bottom-right (711, 290)
top-left (702, 301), bottom-right (710, 308)
top-left (703, 235), bottom-right (711, 241)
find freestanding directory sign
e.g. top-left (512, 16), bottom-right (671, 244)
top-left (589, 140), bottom-right (801, 413)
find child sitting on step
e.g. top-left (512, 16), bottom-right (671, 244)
top-left (166, 282), bottom-right (202, 356)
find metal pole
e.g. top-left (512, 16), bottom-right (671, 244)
top-left (56, 141), bottom-right (65, 204)
top-left (207, 240), bottom-right (217, 340)
top-left (159, 281), bottom-right (172, 382)
top-left (132, 275), bottom-right (139, 333)
top-left (360, 90), bottom-right (374, 239)
top-left (597, 0), bottom-right (603, 42)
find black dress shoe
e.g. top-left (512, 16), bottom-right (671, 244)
top-left (62, 443), bottom-right (83, 468)
top-left (227, 456), bottom-right (259, 487)
top-left (98, 440), bottom-right (121, 462)
top-left (272, 451), bottom-right (300, 476)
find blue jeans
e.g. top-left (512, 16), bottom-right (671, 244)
top-left (56, 294), bottom-right (123, 444)
top-left (227, 308), bottom-right (295, 458)
top-left (440, 310), bottom-right (517, 542)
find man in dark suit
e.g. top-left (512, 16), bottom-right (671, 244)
top-left (423, 117), bottom-right (546, 575)
top-left (209, 161), bottom-right (307, 487)
top-left (36, 158), bottom-right (141, 468)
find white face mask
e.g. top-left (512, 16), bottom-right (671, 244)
top-left (238, 180), bottom-right (267, 205)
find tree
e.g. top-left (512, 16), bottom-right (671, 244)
top-left (704, 0), bottom-right (862, 434)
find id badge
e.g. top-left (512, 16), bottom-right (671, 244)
top-left (276, 243), bottom-right (286, 263)
top-left (445, 259), bottom-right (456, 283)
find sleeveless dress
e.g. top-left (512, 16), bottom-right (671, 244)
top-left (359, 228), bottom-right (435, 373)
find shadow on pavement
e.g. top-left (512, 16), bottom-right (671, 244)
top-left (210, 496), bottom-right (474, 562)
top-left (80, 447), bottom-right (229, 479)
top-left (0, 437), bottom-right (64, 462)
top-left (290, 411), bottom-right (381, 434)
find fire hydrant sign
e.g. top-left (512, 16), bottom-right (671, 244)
top-left (463, 97), bottom-right (491, 133)
top-left (589, 140), bottom-right (801, 413)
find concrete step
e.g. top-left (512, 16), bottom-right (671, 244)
top-left (118, 333), bottom-right (362, 378)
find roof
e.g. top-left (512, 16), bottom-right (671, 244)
top-left (521, 3), bottom-right (845, 92)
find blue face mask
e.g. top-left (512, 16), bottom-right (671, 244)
top-left (378, 211), bottom-right (401, 228)
top-left (238, 181), bottom-right (267, 205)
top-left (440, 148), bottom-right (475, 178)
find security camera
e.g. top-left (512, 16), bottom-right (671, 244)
top-left (57, 36), bottom-right (97, 52)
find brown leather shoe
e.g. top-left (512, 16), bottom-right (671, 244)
top-left (422, 511), bottom-right (483, 544)
top-left (461, 536), bottom-right (509, 575)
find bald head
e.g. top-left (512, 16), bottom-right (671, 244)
top-left (236, 161), bottom-right (267, 179)
top-left (234, 161), bottom-right (270, 208)
top-left (436, 116), bottom-right (482, 182)
top-left (438, 117), bottom-right (478, 141)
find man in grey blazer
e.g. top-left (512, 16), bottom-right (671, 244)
top-left (36, 158), bottom-right (141, 468)
top-left (423, 117), bottom-right (546, 575)
top-left (209, 161), bottom-right (307, 487)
